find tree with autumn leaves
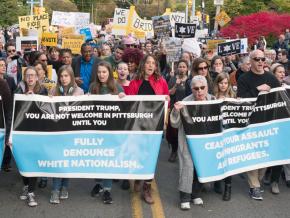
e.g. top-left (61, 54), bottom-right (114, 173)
top-left (219, 11), bottom-right (290, 47)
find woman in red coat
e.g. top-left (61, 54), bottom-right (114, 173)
top-left (128, 54), bottom-right (169, 204)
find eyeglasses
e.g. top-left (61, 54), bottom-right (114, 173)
top-left (193, 86), bottom-right (206, 91)
top-left (0, 64), bottom-right (5, 67)
top-left (25, 74), bottom-right (37, 78)
top-left (7, 49), bottom-right (16, 53)
top-left (252, 57), bottom-right (266, 62)
top-left (197, 66), bottom-right (208, 70)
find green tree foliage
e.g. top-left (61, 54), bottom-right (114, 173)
top-left (44, 0), bottom-right (79, 15)
top-left (0, 0), bottom-right (29, 27)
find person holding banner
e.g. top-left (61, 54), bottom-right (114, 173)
top-left (89, 61), bottom-right (124, 204)
top-left (33, 61), bottom-right (55, 94)
top-left (49, 65), bottom-right (84, 204)
top-left (213, 73), bottom-right (236, 201)
top-left (128, 54), bottom-right (169, 204)
top-left (167, 59), bottom-right (189, 162)
top-left (72, 42), bottom-right (101, 93)
top-left (170, 75), bottom-right (215, 210)
top-left (16, 66), bottom-right (48, 207)
top-left (117, 62), bottom-right (130, 95)
top-left (237, 49), bottom-right (280, 200)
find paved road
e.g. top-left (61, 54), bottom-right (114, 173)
top-left (0, 140), bottom-right (290, 218)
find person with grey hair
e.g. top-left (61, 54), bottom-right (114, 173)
top-left (264, 49), bottom-right (276, 63)
top-left (235, 56), bottom-right (251, 83)
top-left (170, 75), bottom-right (215, 210)
top-left (237, 49), bottom-right (280, 200)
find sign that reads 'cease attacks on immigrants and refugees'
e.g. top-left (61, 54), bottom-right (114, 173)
top-left (181, 87), bottom-right (290, 183)
top-left (11, 94), bottom-right (167, 179)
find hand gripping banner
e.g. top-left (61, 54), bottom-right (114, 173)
top-left (12, 94), bottom-right (167, 179)
top-left (181, 87), bottom-right (290, 183)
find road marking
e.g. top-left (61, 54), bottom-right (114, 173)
top-left (130, 181), bottom-right (143, 218)
top-left (150, 180), bottom-right (165, 218)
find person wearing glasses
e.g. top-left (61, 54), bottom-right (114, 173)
top-left (237, 49), bottom-right (280, 200)
top-left (16, 67), bottom-right (48, 207)
top-left (185, 58), bottom-right (213, 96)
top-left (5, 41), bottom-right (25, 85)
top-left (72, 42), bottom-right (101, 93)
top-left (170, 75), bottom-right (215, 210)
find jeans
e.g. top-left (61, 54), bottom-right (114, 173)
top-left (22, 176), bottom-right (37, 193)
top-left (52, 178), bottom-right (69, 191)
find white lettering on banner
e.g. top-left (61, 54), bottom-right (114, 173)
top-left (38, 160), bottom-right (69, 168)
top-left (74, 138), bottom-right (104, 146)
top-left (64, 149), bottom-right (115, 157)
top-left (253, 101), bottom-right (287, 112)
top-left (192, 115), bottom-right (222, 122)
top-left (70, 160), bottom-right (140, 168)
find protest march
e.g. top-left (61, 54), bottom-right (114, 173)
top-left (0, 0), bottom-right (290, 217)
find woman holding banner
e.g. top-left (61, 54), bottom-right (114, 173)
top-left (16, 66), bottom-right (48, 207)
top-left (128, 54), bottom-right (169, 204)
top-left (89, 61), bottom-right (124, 204)
top-left (49, 65), bottom-right (84, 204)
top-left (167, 59), bottom-right (189, 163)
top-left (213, 73), bottom-right (235, 201)
top-left (170, 75), bottom-right (215, 210)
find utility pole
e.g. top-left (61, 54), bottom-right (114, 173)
top-left (214, 0), bottom-right (224, 35)
top-left (185, 0), bottom-right (188, 23)
top-left (201, 0), bottom-right (205, 29)
top-left (191, 0), bottom-right (195, 19)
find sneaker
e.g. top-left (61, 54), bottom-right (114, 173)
top-left (27, 192), bottom-right (38, 207)
top-left (20, 186), bottom-right (28, 200)
top-left (60, 187), bottom-right (69, 199)
top-left (38, 179), bottom-right (47, 189)
top-left (102, 190), bottom-right (113, 204)
top-left (50, 190), bottom-right (60, 204)
top-left (121, 180), bottom-right (130, 190)
top-left (249, 188), bottom-right (263, 200)
top-left (91, 184), bottom-right (103, 197)
top-left (192, 198), bottom-right (203, 205)
top-left (271, 182), bottom-right (280, 194)
top-left (180, 202), bottom-right (190, 210)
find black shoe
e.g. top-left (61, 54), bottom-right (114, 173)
top-left (249, 188), bottom-right (263, 200)
top-left (103, 191), bottom-right (113, 204)
top-left (91, 184), bottom-right (103, 197)
top-left (214, 181), bottom-right (222, 194)
top-left (223, 184), bottom-right (231, 201)
top-left (38, 179), bottom-right (47, 188)
top-left (121, 180), bottom-right (130, 190)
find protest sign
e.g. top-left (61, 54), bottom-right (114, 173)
top-left (215, 11), bottom-right (231, 27)
top-left (62, 38), bottom-right (83, 54)
top-left (131, 7), bottom-right (153, 37)
top-left (61, 27), bottom-right (76, 36)
top-left (175, 23), bottom-right (196, 38)
top-left (41, 32), bottom-right (57, 47)
top-left (218, 40), bottom-right (241, 56)
top-left (112, 8), bottom-right (130, 36)
top-left (18, 13), bottom-right (49, 36)
top-left (164, 37), bottom-right (182, 63)
top-left (16, 36), bottom-right (38, 52)
top-left (79, 28), bottom-right (93, 41)
top-left (51, 11), bottom-right (90, 28)
top-left (152, 15), bottom-right (171, 38)
top-left (0, 97), bottom-right (5, 169)
top-left (207, 39), bottom-right (225, 50)
top-left (134, 30), bottom-right (146, 40)
top-left (12, 95), bottom-right (166, 179)
top-left (240, 38), bottom-right (248, 54)
top-left (181, 87), bottom-right (290, 182)
top-left (182, 38), bottom-right (201, 57)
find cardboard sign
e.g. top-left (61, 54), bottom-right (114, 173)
top-left (61, 27), bottom-right (76, 36)
top-left (62, 39), bottom-right (83, 54)
top-left (79, 28), bottom-right (93, 41)
top-left (175, 23), bottom-right (196, 38)
top-left (112, 8), bottom-right (130, 36)
top-left (207, 39), bottom-right (225, 50)
top-left (218, 40), bottom-right (241, 56)
top-left (216, 11), bottom-right (231, 27)
top-left (41, 32), bottom-right (57, 47)
top-left (134, 30), bottom-right (146, 40)
top-left (16, 36), bottom-right (38, 52)
top-left (164, 38), bottom-right (182, 63)
top-left (51, 11), bottom-right (90, 28)
top-left (19, 14), bottom-right (49, 36)
top-left (152, 15), bottom-right (171, 38)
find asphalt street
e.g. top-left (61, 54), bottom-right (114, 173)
top-left (0, 139), bottom-right (290, 218)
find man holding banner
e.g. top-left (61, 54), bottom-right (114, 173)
top-left (237, 49), bottom-right (280, 200)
